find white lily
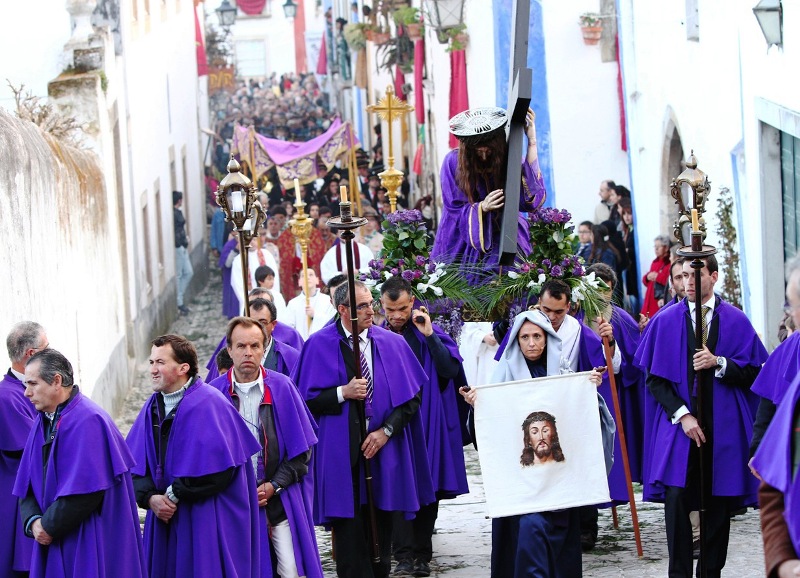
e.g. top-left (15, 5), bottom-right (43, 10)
top-left (508, 271), bottom-right (520, 279)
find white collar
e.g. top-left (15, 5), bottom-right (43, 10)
top-left (342, 324), bottom-right (370, 342)
top-left (233, 372), bottom-right (264, 394)
top-left (10, 367), bottom-right (25, 382)
top-left (688, 295), bottom-right (715, 313)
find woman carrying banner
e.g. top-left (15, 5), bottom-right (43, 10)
top-left (460, 309), bottom-right (613, 577)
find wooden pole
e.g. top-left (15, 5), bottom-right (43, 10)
top-left (601, 334), bottom-right (644, 557)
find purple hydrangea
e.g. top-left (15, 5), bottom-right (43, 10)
top-left (390, 267), bottom-right (399, 276)
top-left (551, 265), bottom-right (563, 277)
top-left (386, 209), bottom-right (424, 226)
top-left (537, 268), bottom-right (545, 275)
top-left (542, 259), bottom-right (551, 267)
top-left (398, 258), bottom-right (406, 267)
top-left (371, 270), bottom-right (381, 280)
top-left (572, 265), bottom-right (584, 276)
top-left (415, 255), bottom-right (426, 267)
top-left (402, 270), bottom-right (414, 281)
top-left (427, 263), bottom-right (436, 273)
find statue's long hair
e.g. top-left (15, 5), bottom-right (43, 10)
top-left (520, 411), bottom-right (565, 466)
top-left (455, 129), bottom-right (508, 205)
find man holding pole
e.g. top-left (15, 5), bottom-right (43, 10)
top-left (635, 255), bottom-right (766, 577)
top-left (292, 281), bottom-right (434, 578)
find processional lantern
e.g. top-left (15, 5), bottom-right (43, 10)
top-left (671, 150), bottom-right (712, 252)
top-left (752, 0), bottom-right (782, 48)
top-left (425, 0), bottom-right (466, 43)
top-left (216, 155), bottom-right (265, 316)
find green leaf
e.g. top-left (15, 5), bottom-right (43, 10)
top-left (414, 237), bottom-right (426, 249)
top-left (398, 231), bottom-right (409, 240)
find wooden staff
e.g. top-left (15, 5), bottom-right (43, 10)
top-left (601, 331), bottom-right (644, 557)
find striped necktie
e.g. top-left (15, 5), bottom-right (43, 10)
top-left (350, 335), bottom-right (374, 418)
top-left (701, 305), bottom-right (711, 346)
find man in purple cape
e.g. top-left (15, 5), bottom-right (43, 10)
top-left (209, 317), bottom-right (322, 578)
top-left (634, 256), bottom-right (766, 577)
top-left (379, 277), bottom-right (469, 577)
top-left (292, 281), bottom-right (435, 578)
top-left (431, 106), bottom-right (546, 271)
top-left (206, 288), bottom-right (304, 382)
top-left (1, 321), bottom-right (44, 577)
top-left (14, 349), bottom-right (146, 578)
top-left (752, 257), bottom-right (800, 578)
top-left (126, 335), bottom-right (262, 578)
top-left (221, 235), bottom-right (241, 318)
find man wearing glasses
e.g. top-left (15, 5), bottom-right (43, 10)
top-left (293, 281), bottom-right (435, 578)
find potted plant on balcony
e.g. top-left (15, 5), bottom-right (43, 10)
top-left (445, 23), bottom-right (468, 52)
top-left (579, 12), bottom-right (603, 45)
top-left (393, 6), bottom-right (423, 41)
top-left (343, 23), bottom-right (369, 51)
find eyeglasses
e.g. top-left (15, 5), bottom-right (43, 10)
top-left (342, 300), bottom-right (377, 311)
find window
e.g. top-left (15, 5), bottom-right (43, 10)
top-left (154, 181), bottom-right (165, 287)
top-left (781, 131), bottom-right (800, 262)
top-left (235, 40), bottom-right (268, 78)
top-left (142, 195), bottom-right (153, 293)
top-left (685, 0), bottom-right (699, 41)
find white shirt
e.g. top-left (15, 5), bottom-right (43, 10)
top-left (233, 373), bottom-right (264, 475)
top-left (285, 289), bottom-right (336, 340)
top-left (671, 295), bottom-right (727, 424)
top-left (320, 242), bottom-right (375, 285)
top-left (10, 368), bottom-right (25, 382)
top-left (556, 315), bottom-right (621, 374)
top-left (230, 248), bottom-right (281, 315)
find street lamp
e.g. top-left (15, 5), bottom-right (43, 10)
top-left (282, 0), bottom-right (298, 19)
top-left (216, 155), bottom-right (264, 316)
top-left (216, 0), bottom-right (237, 31)
top-left (671, 151), bottom-right (716, 578)
top-left (752, 0), bottom-right (782, 48)
top-left (425, 0), bottom-right (466, 43)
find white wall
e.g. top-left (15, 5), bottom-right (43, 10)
top-left (542, 0), bottom-right (629, 224)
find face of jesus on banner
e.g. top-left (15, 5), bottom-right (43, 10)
top-left (520, 411), bottom-right (565, 467)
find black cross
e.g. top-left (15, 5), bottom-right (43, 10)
top-left (499, 0), bottom-right (533, 266)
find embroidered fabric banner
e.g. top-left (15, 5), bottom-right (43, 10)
top-left (231, 119), bottom-right (357, 187)
top-left (474, 372), bottom-right (610, 518)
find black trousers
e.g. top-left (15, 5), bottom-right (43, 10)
top-left (664, 446), bottom-right (731, 578)
top-left (332, 507), bottom-right (393, 578)
top-left (392, 501), bottom-right (440, 563)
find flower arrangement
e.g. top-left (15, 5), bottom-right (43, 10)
top-left (362, 209), bottom-right (479, 308)
top-left (343, 23), bottom-right (369, 51)
top-left (579, 12), bottom-right (602, 27)
top-left (480, 207), bottom-right (610, 321)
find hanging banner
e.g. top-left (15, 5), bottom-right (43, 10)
top-left (208, 66), bottom-right (236, 95)
top-left (474, 372), bottom-right (610, 518)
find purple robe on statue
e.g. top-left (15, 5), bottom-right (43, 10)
top-left (751, 330), bottom-right (800, 405)
top-left (431, 150), bottom-right (546, 269)
top-left (205, 325), bottom-right (304, 382)
top-left (634, 299), bottom-right (767, 503)
top-left (126, 378), bottom-right (262, 578)
top-left (292, 322), bottom-right (436, 524)
top-left (752, 372), bottom-right (800, 554)
top-left (12, 388), bottom-right (146, 578)
top-left (0, 371), bottom-right (36, 576)
top-left (402, 323), bottom-right (469, 499)
top-left (220, 238), bottom-right (240, 318)
top-left (210, 368), bottom-right (323, 578)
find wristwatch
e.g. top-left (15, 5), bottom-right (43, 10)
top-left (715, 356), bottom-right (724, 370)
top-left (270, 480), bottom-right (284, 496)
top-left (165, 485), bottom-right (179, 504)
top-left (383, 424), bottom-right (394, 438)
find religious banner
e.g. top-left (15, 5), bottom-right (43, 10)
top-left (231, 119), bottom-right (356, 187)
top-left (208, 66), bottom-right (236, 95)
top-left (474, 372), bottom-right (610, 518)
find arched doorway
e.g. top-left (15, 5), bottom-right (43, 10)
top-left (661, 114), bottom-right (685, 243)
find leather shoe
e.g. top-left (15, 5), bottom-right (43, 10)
top-left (392, 560), bottom-right (414, 576)
top-left (580, 531), bottom-right (596, 552)
top-left (413, 560), bottom-right (431, 577)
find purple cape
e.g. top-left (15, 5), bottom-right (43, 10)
top-left (634, 299), bottom-right (767, 503)
top-left (220, 238), bottom-right (240, 318)
top-left (210, 368), bottom-right (323, 578)
top-left (0, 371), bottom-right (36, 574)
top-left (205, 326), bottom-right (304, 382)
top-left (752, 372), bottom-right (800, 554)
top-left (403, 323), bottom-right (469, 499)
top-left (125, 379), bottom-right (262, 578)
top-left (751, 330), bottom-right (800, 405)
top-left (292, 322), bottom-right (436, 524)
top-left (430, 150), bottom-right (545, 269)
top-left (13, 389), bottom-right (146, 577)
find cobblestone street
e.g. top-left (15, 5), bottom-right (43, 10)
top-left (116, 263), bottom-right (766, 577)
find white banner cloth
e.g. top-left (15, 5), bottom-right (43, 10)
top-left (474, 372), bottom-right (610, 518)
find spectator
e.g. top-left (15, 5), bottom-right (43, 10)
top-left (617, 198), bottom-right (639, 315)
top-left (640, 234), bottom-right (672, 318)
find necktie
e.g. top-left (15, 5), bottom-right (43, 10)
top-left (701, 305), bottom-right (711, 346)
top-left (350, 335), bottom-right (374, 418)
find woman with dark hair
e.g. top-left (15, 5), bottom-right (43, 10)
top-left (431, 106), bottom-right (546, 272)
top-left (617, 199), bottom-right (640, 315)
top-left (588, 224), bottom-right (622, 272)
top-left (601, 219), bottom-right (629, 306)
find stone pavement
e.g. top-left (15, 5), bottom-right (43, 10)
top-left (116, 261), bottom-right (767, 577)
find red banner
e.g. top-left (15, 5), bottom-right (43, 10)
top-left (236, 0), bottom-right (267, 16)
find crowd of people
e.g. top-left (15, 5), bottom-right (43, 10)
top-left (3, 103), bottom-right (799, 578)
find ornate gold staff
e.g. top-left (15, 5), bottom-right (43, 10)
top-left (216, 155), bottom-right (264, 317)
top-left (290, 178), bottom-right (314, 330)
top-left (367, 85), bottom-right (414, 213)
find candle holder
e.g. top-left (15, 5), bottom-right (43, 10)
top-left (289, 196), bottom-right (314, 328)
top-left (216, 155), bottom-right (261, 316)
top-left (670, 151), bottom-right (716, 578)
